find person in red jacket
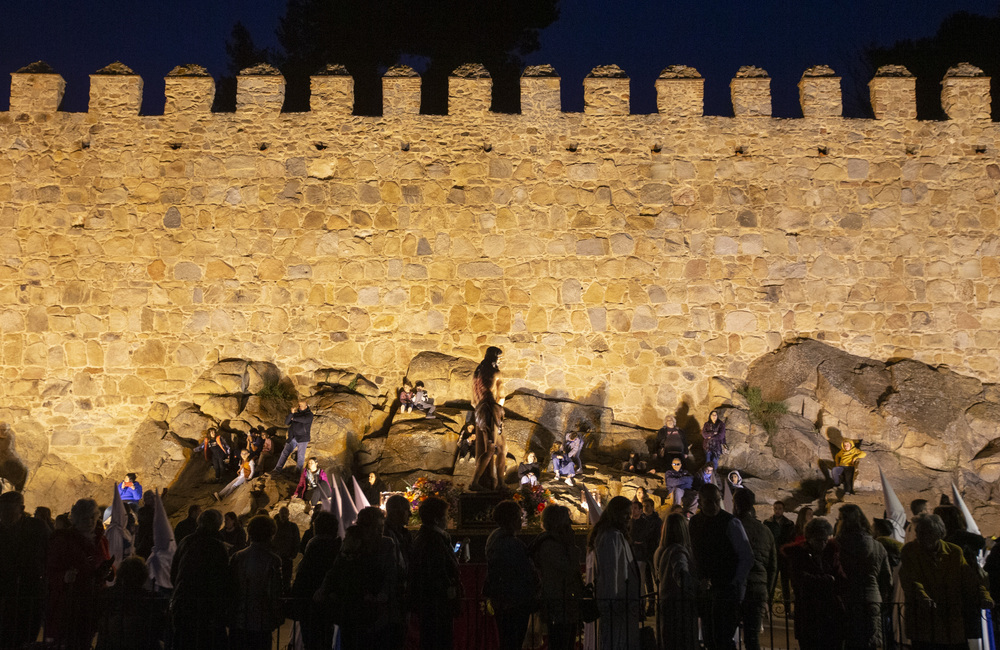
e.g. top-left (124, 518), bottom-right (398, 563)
top-left (293, 458), bottom-right (332, 513)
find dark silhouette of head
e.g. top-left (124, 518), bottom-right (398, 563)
top-left (247, 515), bottom-right (277, 544)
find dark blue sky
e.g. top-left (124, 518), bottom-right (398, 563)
top-left (1, 0), bottom-right (996, 116)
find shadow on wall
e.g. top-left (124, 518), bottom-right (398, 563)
top-left (0, 423), bottom-right (29, 491)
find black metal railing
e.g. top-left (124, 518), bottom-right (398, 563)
top-left (2, 582), bottom-right (998, 649)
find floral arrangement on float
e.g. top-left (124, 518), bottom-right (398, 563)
top-left (404, 477), bottom-right (462, 517)
top-left (513, 484), bottom-right (554, 521)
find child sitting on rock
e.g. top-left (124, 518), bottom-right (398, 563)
top-left (457, 424), bottom-right (476, 461)
top-left (215, 448), bottom-right (255, 501)
top-left (622, 451), bottom-right (658, 475)
top-left (398, 379), bottom-right (415, 413)
top-left (411, 380), bottom-right (436, 418)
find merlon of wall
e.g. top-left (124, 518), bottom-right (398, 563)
top-left (7, 61), bottom-right (993, 120)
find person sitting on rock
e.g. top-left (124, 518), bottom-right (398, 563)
top-left (215, 448), bottom-right (255, 502)
top-left (623, 451), bottom-right (658, 476)
top-left (656, 415), bottom-right (687, 467)
top-left (252, 429), bottom-right (276, 474)
top-left (564, 431), bottom-right (584, 474)
top-left (550, 442), bottom-right (576, 486)
top-left (518, 452), bottom-right (542, 487)
top-left (363, 472), bottom-right (387, 506)
top-left (456, 424), bottom-right (476, 462)
top-left (832, 439), bottom-right (865, 496)
top-left (689, 464), bottom-right (718, 512)
top-left (195, 428), bottom-right (230, 483)
top-left (117, 473), bottom-right (143, 511)
top-left (399, 379), bottom-right (415, 413)
top-left (293, 457), bottom-right (331, 514)
top-left (246, 428), bottom-right (264, 462)
top-left (622, 452), bottom-right (647, 474)
top-left (727, 470), bottom-right (744, 493)
top-left (664, 457), bottom-right (694, 510)
top-left (411, 381), bottom-right (436, 418)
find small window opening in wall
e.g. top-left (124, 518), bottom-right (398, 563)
top-left (314, 142), bottom-right (327, 151)
top-left (81, 141), bottom-right (90, 150)
top-left (652, 143), bottom-right (662, 153)
top-left (817, 146), bottom-right (828, 156)
top-left (400, 142), bottom-right (410, 152)
top-left (258, 143), bottom-right (269, 151)
top-left (975, 146), bottom-right (987, 154)
top-left (735, 146), bottom-right (746, 156)
top-left (566, 143), bottom-right (578, 152)
top-left (169, 143), bottom-right (182, 150)
top-left (906, 145), bottom-right (918, 156)
top-left (483, 143), bottom-right (492, 152)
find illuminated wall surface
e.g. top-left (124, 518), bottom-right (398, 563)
top-left (0, 61), bottom-right (996, 480)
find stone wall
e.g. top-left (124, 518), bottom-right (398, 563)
top-left (0, 60), bottom-right (997, 491)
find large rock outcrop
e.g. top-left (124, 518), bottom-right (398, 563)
top-left (21, 341), bottom-right (1000, 521)
top-left (404, 352), bottom-right (479, 405)
top-left (741, 338), bottom-right (1000, 493)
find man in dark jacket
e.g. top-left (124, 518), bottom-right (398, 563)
top-left (409, 496), bottom-right (461, 650)
top-left (763, 500), bottom-right (795, 612)
top-left (689, 483), bottom-right (754, 650)
top-left (630, 497), bottom-right (662, 615)
top-left (733, 489), bottom-right (777, 650)
top-left (173, 504), bottom-right (201, 545)
top-left (272, 507), bottom-right (301, 593)
top-left (273, 400), bottom-right (314, 475)
top-left (170, 509), bottom-right (233, 650)
top-left (292, 511), bottom-right (341, 650)
top-left (0, 491), bottom-right (49, 650)
top-left (133, 491), bottom-right (156, 559)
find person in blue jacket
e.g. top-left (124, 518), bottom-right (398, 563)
top-left (117, 473), bottom-right (143, 509)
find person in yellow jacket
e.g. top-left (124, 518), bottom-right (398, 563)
top-left (832, 439), bottom-right (865, 495)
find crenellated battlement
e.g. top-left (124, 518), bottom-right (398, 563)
top-left (5, 60), bottom-right (993, 120)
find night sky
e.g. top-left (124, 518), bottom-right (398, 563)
top-left (0, 0), bottom-right (996, 117)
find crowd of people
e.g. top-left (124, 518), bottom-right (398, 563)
top-left (2, 474), bottom-right (999, 650)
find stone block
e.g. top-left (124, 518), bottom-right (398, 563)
top-left (520, 65), bottom-right (561, 114)
top-left (798, 66), bottom-right (841, 117)
top-left (237, 64), bottom-right (285, 114)
top-left (89, 63), bottom-right (143, 116)
top-left (9, 66), bottom-right (65, 113)
top-left (383, 65), bottom-right (421, 116)
top-left (655, 65), bottom-right (703, 117)
top-left (730, 66), bottom-right (771, 117)
top-left (868, 66), bottom-right (916, 120)
top-left (310, 66), bottom-right (354, 113)
top-left (584, 65), bottom-right (629, 115)
top-left (449, 64), bottom-right (491, 114)
top-left (164, 65), bottom-right (214, 113)
top-left (941, 63), bottom-right (991, 121)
